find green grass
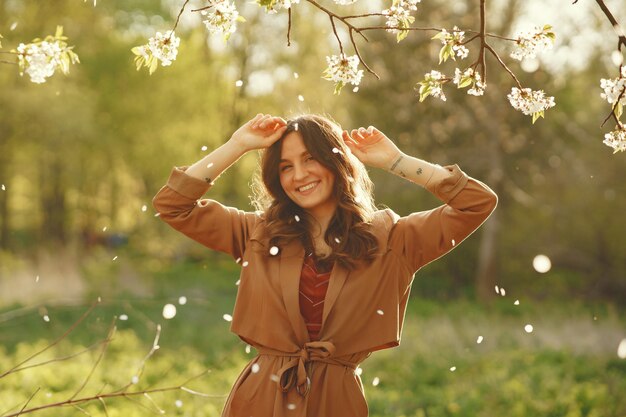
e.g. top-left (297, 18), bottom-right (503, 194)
top-left (1, 259), bottom-right (625, 417)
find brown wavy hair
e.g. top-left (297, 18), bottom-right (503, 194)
top-left (250, 114), bottom-right (380, 271)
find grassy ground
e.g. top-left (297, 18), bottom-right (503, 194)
top-left (0, 258), bottom-right (624, 417)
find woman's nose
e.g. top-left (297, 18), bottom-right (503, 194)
top-left (293, 163), bottom-right (308, 180)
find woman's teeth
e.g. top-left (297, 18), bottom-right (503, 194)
top-left (298, 182), bottom-right (318, 192)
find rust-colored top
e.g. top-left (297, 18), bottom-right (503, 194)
top-left (299, 254), bottom-right (333, 341)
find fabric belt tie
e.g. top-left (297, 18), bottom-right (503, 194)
top-left (257, 341), bottom-right (358, 397)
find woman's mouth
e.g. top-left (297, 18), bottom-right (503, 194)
top-left (297, 181), bottom-right (320, 195)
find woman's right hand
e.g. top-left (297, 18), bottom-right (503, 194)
top-left (229, 113), bottom-right (288, 152)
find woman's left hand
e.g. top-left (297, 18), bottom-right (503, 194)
top-left (342, 126), bottom-right (403, 170)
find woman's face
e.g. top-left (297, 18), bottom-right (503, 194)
top-left (279, 131), bottom-right (337, 219)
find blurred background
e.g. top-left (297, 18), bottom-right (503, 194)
top-left (0, 0), bottom-right (625, 416)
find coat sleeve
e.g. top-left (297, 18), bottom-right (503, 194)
top-left (387, 164), bottom-right (498, 275)
top-left (152, 166), bottom-right (261, 260)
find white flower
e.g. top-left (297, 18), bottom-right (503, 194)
top-left (510, 25), bottom-right (555, 61)
top-left (507, 87), bottom-right (555, 122)
top-left (453, 67), bottom-right (485, 96)
top-left (603, 128), bottom-right (626, 153)
top-left (257, 0), bottom-right (300, 14)
top-left (417, 70), bottom-right (447, 102)
top-left (14, 29), bottom-right (79, 84)
top-left (382, 0), bottom-right (420, 40)
top-left (433, 26), bottom-right (469, 62)
top-left (600, 68), bottom-right (626, 106)
top-left (323, 53), bottom-right (364, 94)
top-left (147, 30), bottom-right (180, 66)
top-left (202, 0), bottom-right (243, 38)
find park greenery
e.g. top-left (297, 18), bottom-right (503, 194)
top-left (0, 0), bottom-right (625, 415)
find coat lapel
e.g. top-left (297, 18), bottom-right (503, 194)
top-left (278, 240), bottom-right (309, 344)
top-left (320, 261), bottom-right (349, 334)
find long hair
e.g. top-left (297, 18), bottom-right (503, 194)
top-left (250, 114), bottom-right (380, 271)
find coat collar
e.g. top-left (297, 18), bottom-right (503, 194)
top-left (252, 210), bottom-right (392, 345)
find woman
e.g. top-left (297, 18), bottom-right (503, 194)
top-left (152, 113), bottom-right (497, 417)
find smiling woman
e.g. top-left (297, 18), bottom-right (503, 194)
top-left (152, 112), bottom-right (498, 417)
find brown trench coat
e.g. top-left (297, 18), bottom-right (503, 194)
top-left (152, 164), bottom-right (498, 417)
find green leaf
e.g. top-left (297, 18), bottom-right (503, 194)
top-left (148, 56), bottom-right (158, 75)
top-left (134, 55), bottom-right (145, 71)
top-left (432, 31), bottom-right (445, 41)
top-left (55, 26), bottom-right (64, 38)
top-left (131, 46), bottom-right (145, 56)
top-left (237, 15), bottom-right (246, 22)
top-left (531, 110), bottom-right (544, 124)
top-left (397, 30), bottom-right (408, 43)
top-left (333, 81), bottom-right (344, 95)
top-left (458, 77), bottom-right (473, 89)
top-left (439, 44), bottom-right (453, 64)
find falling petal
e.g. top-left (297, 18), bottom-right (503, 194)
top-left (10, 22), bottom-right (18, 31)
top-left (1, 184), bottom-right (5, 191)
top-left (131, 375), bottom-right (139, 384)
top-left (353, 87), bottom-right (359, 92)
top-left (141, 204), bottom-right (147, 212)
top-left (245, 345), bottom-right (252, 354)
top-left (332, 147), bottom-right (340, 153)
top-left (178, 296), bottom-right (187, 305)
top-left (514, 299), bottom-right (520, 305)
top-left (235, 257), bottom-right (241, 263)
top-left (293, 72), bottom-right (299, 78)
top-left (270, 374), bottom-right (280, 382)
top-left (524, 324), bottom-right (533, 333)
top-left (294, 215), bottom-right (300, 222)
top-left (223, 313), bottom-right (233, 322)
top-left (235, 279), bottom-right (241, 286)
top-left (298, 95), bottom-right (304, 101)
top-left (355, 367), bottom-right (363, 376)
top-left (119, 314), bottom-right (129, 321)
top-left (269, 246), bottom-right (279, 256)
top-left (242, 261), bottom-right (249, 267)
top-left (376, 309), bottom-right (384, 315)
top-left (294, 122), bottom-right (299, 131)
top-left (201, 145), bottom-right (208, 151)
top-left (43, 315), bottom-right (50, 322)
top-left (154, 213), bottom-right (161, 217)
top-left (162, 304), bottom-right (177, 319)
top-left (533, 254), bottom-right (551, 273)
top-left (175, 400), bottom-right (183, 408)
top-left (451, 239), bottom-right (456, 246)
top-left (207, 162), bottom-right (214, 168)
top-left (287, 403), bottom-right (297, 410)
top-left (102, 226), bottom-right (107, 232)
top-left (372, 377), bottom-right (380, 386)
top-left (235, 80), bottom-right (243, 87)
top-left (476, 335), bottom-right (483, 344)
top-left (494, 285), bottom-right (500, 294)
top-left (251, 363), bottom-right (260, 373)
top-left (617, 339), bottom-right (626, 359)
top-left (112, 256), bottom-right (118, 261)
top-left (334, 237), bottom-right (341, 244)
top-left (500, 288), bottom-right (506, 296)
top-left (450, 366), bottom-right (456, 372)
top-left (35, 275), bottom-right (40, 283)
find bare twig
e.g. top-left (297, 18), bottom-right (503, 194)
top-left (171, 0), bottom-right (191, 35)
top-left (69, 318), bottom-right (117, 401)
top-left (592, 0), bottom-right (626, 51)
top-left (16, 388), bottom-right (40, 417)
top-left (601, 84), bottom-right (626, 128)
top-left (287, 7), bottom-right (292, 46)
top-left (1, 371), bottom-right (211, 417)
top-left (485, 44), bottom-right (522, 89)
top-left (0, 299), bottom-right (100, 380)
top-left (0, 60), bottom-right (16, 65)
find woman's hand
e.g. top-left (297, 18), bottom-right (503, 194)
top-left (342, 126), bottom-right (403, 170)
top-left (229, 113), bottom-right (288, 152)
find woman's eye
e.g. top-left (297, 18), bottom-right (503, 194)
top-left (281, 165), bottom-right (292, 172)
top-left (306, 157), bottom-right (315, 162)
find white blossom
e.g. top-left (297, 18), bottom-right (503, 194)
top-left (510, 25), bottom-right (555, 61)
top-left (323, 53), bottom-right (364, 94)
top-left (202, 1), bottom-right (244, 39)
top-left (15, 32), bottom-right (79, 84)
top-left (603, 128), bottom-right (626, 153)
top-left (600, 66), bottom-right (626, 106)
top-left (257, 0), bottom-right (300, 14)
top-left (382, 0), bottom-right (420, 40)
top-left (417, 70), bottom-right (447, 102)
top-left (147, 31), bottom-right (180, 66)
top-left (453, 67), bottom-right (485, 96)
top-left (507, 87), bottom-right (555, 122)
top-left (434, 26), bottom-right (469, 62)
